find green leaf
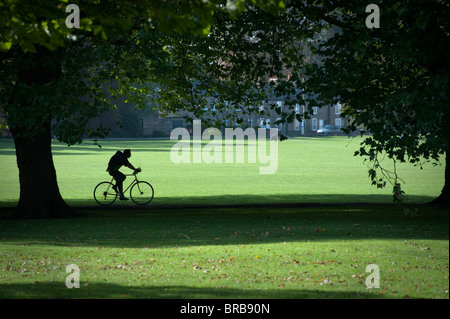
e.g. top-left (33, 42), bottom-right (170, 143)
top-left (0, 42), bottom-right (12, 51)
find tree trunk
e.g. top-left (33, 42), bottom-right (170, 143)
top-left (6, 46), bottom-right (73, 219)
top-left (11, 120), bottom-right (72, 219)
top-left (429, 153), bottom-right (449, 207)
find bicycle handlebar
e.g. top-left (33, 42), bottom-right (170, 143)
top-left (125, 168), bottom-right (141, 177)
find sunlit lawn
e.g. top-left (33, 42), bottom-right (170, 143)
top-left (0, 136), bottom-right (445, 207)
top-left (0, 205), bottom-right (448, 299)
top-left (0, 137), bottom-right (447, 299)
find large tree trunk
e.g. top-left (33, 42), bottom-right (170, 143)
top-left (429, 153), bottom-right (449, 207)
top-left (6, 46), bottom-right (73, 219)
top-left (10, 120), bottom-right (72, 219)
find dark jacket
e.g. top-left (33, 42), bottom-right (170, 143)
top-left (107, 151), bottom-right (131, 173)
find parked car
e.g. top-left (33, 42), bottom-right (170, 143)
top-left (317, 125), bottom-right (342, 136)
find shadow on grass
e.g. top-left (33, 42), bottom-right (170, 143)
top-left (0, 193), bottom-right (434, 208)
top-left (0, 282), bottom-right (380, 299)
top-left (0, 139), bottom-right (178, 156)
top-left (0, 203), bottom-right (448, 248)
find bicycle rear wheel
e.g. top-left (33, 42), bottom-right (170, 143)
top-left (130, 181), bottom-right (154, 205)
top-left (94, 182), bottom-right (118, 206)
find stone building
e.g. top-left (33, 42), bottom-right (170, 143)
top-left (142, 96), bottom-right (347, 138)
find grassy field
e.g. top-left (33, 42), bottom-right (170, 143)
top-left (0, 205), bottom-right (448, 299)
top-left (0, 136), bottom-right (445, 206)
top-left (0, 137), bottom-right (448, 300)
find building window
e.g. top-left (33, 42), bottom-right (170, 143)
top-left (335, 118), bottom-right (341, 128)
top-left (248, 118), bottom-right (253, 128)
top-left (335, 102), bottom-right (342, 114)
top-left (312, 118), bottom-right (317, 131)
top-left (312, 107), bottom-right (318, 115)
top-left (172, 119), bottom-right (184, 130)
top-left (294, 119), bottom-right (300, 131)
top-left (276, 118), bottom-right (282, 131)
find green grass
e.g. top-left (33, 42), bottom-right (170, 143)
top-left (0, 205), bottom-right (448, 299)
top-left (0, 136), bottom-right (445, 207)
top-left (0, 137), bottom-right (447, 299)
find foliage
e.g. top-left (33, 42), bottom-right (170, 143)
top-left (0, 41), bottom-right (112, 145)
top-left (0, 0), bottom-right (447, 217)
top-left (137, 6), bottom-right (319, 126)
top-left (294, 0), bottom-right (449, 196)
top-left (0, 0), bottom-right (228, 53)
top-left (0, 0), bottom-right (288, 144)
top-left (116, 0), bottom-right (448, 203)
top-left (3, 0), bottom-right (446, 166)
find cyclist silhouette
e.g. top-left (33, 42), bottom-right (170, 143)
top-left (106, 149), bottom-right (138, 200)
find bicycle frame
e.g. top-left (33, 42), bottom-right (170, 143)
top-left (94, 169), bottom-right (154, 206)
top-left (110, 172), bottom-right (140, 194)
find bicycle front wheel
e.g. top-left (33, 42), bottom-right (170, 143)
top-left (130, 181), bottom-right (154, 205)
top-left (94, 182), bottom-right (118, 206)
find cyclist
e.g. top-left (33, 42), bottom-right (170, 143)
top-left (106, 149), bottom-right (139, 200)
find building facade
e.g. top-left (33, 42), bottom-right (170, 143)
top-left (142, 97), bottom-right (347, 138)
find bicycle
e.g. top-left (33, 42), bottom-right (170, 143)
top-left (93, 168), bottom-right (154, 206)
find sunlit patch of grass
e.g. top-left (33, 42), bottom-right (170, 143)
top-left (0, 205), bottom-right (448, 299)
top-left (0, 137), bottom-right (445, 207)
